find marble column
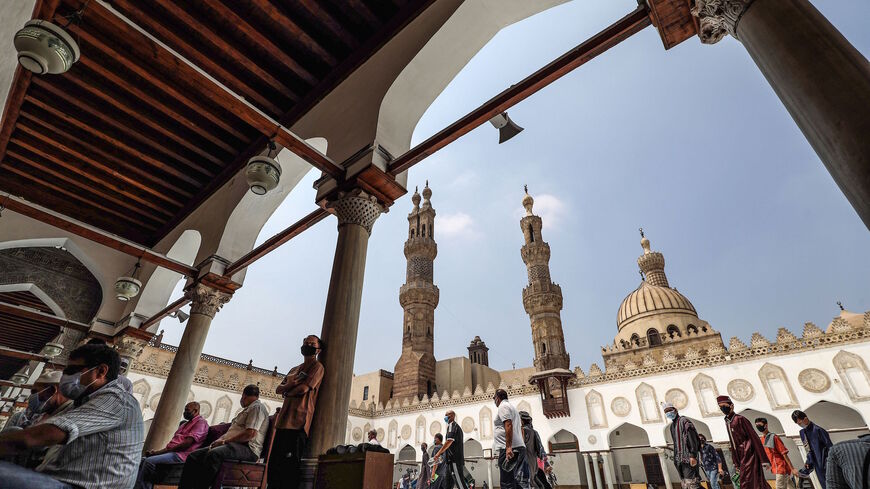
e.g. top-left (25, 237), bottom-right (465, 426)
top-left (593, 452), bottom-right (605, 489)
top-left (583, 453), bottom-right (596, 489)
top-left (658, 448), bottom-right (674, 489)
top-left (304, 190), bottom-right (383, 461)
top-left (602, 451), bottom-right (616, 489)
top-left (143, 283), bottom-right (230, 451)
top-left (691, 0), bottom-right (870, 230)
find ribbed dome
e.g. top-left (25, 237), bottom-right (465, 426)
top-left (617, 281), bottom-right (697, 330)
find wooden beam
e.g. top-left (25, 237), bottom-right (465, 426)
top-left (388, 6), bottom-right (652, 175)
top-left (0, 195), bottom-right (199, 277)
top-left (0, 301), bottom-right (90, 333)
top-left (0, 346), bottom-right (50, 363)
top-left (247, 0), bottom-right (338, 67)
top-left (224, 208), bottom-right (330, 277)
top-left (139, 296), bottom-right (190, 330)
top-left (297, 0), bottom-right (359, 50)
top-left (274, 128), bottom-right (344, 179)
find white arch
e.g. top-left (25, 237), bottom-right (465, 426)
top-left (0, 283), bottom-right (66, 318)
top-left (133, 229), bottom-right (201, 330)
top-left (608, 422), bottom-right (650, 448)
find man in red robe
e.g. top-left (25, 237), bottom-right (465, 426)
top-left (717, 395), bottom-right (769, 489)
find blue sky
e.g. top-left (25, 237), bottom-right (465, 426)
top-left (161, 0), bottom-right (870, 376)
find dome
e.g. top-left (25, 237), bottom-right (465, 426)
top-left (617, 281), bottom-right (697, 330)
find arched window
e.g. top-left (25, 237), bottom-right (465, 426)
top-left (426, 380), bottom-right (432, 396)
top-left (411, 228), bottom-right (415, 237)
top-left (646, 328), bottom-right (662, 347)
top-left (429, 224), bottom-right (433, 238)
top-left (541, 342), bottom-right (547, 354)
top-left (630, 334), bottom-right (641, 346)
top-left (687, 324), bottom-right (699, 335)
top-left (363, 386), bottom-right (369, 400)
top-left (528, 223), bottom-right (535, 242)
top-left (666, 325), bottom-right (681, 339)
top-left (422, 224), bottom-right (426, 236)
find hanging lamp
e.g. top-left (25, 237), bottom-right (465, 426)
top-left (114, 260), bottom-right (142, 301)
top-left (14, 18), bottom-right (80, 75)
top-left (245, 141), bottom-right (282, 195)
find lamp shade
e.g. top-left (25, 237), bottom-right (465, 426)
top-left (40, 342), bottom-right (64, 358)
top-left (14, 20), bottom-right (80, 74)
top-left (245, 155), bottom-right (282, 195)
top-left (114, 276), bottom-right (142, 301)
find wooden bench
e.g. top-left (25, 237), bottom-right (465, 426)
top-left (153, 415), bottom-right (276, 489)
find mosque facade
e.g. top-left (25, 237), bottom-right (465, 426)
top-left (125, 188), bottom-right (870, 488)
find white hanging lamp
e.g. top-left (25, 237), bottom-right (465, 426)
top-left (14, 19), bottom-right (80, 75)
top-left (245, 141), bottom-right (282, 195)
top-left (114, 260), bottom-right (142, 301)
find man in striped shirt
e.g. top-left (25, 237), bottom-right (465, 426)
top-left (0, 343), bottom-right (144, 488)
top-left (825, 434), bottom-right (870, 489)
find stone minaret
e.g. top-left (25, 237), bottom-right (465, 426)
top-left (520, 187), bottom-right (570, 371)
top-left (393, 183), bottom-right (439, 400)
top-left (468, 336), bottom-right (489, 366)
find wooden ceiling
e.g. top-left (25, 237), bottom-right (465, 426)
top-left (0, 291), bottom-right (60, 379)
top-left (0, 0), bottom-right (432, 246)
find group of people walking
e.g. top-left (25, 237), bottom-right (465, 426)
top-left (664, 395), bottom-right (870, 489)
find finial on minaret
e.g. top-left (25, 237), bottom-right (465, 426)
top-left (639, 227), bottom-right (644, 238)
top-left (837, 301), bottom-right (844, 311)
top-left (422, 180), bottom-right (432, 202)
top-left (640, 227), bottom-right (651, 254)
top-left (639, 270), bottom-right (645, 281)
top-left (411, 185), bottom-right (421, 207)
top-left (522, 185), bottom-right (534, 216)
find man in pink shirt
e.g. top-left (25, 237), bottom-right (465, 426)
top-left (136, 401), bottom-right (209, 489)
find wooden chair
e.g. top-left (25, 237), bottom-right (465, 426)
top-left (153, 415), bottom-right (276, 489)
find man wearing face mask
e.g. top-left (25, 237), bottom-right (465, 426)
top-left (717, 395), bottom-right (769, 489)
top-left (792, 410), bottom-right (833, 489)
top-left (268, 334), bottom-right (324, 489)
top-left (755, 417), bottom-right (795, 489)
top-left (0, 343), bottom-right (144, 489)
top-left (179, 384), bottom-right (269, 489)
top-left (0, 371), bottom-right (65, 434)
top-left (135, 402), bottom-right (209, 489)
top-left (493, 389), bottom-right (529, 489)
top-left (431, 410), bottom-right (470, 489)
top-left (663, 402), bottom-right (702, 489)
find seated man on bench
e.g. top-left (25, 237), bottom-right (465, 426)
top-left (136, 401), bottom-right (208, 489)
top-left (178, 385), bottom-right (269, 489)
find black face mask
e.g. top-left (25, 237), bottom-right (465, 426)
top-left (756, 424), bottom-right (766, 432)
top-left (720, 405), bottom-right (732, 415)
top-left (301, 345), bottom-right (317, 356)
top-left (183, 411), bottom-right (194, 421)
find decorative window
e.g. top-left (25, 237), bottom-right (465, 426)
top-left (758, 363), bottom-right (798, 409)
top-left (529, 224), bottom-right (535, 242)
top-left (630, 334), bottom-right (641, 346)
top-left (213, 395), bottom-right (233, 424)
top-left (131, 379), bottom-right (151, 411)
top-left (666, 325), bottom-right (681, 339)
top-left (542, 342), bottom-right (547, 354)
top-left (416, 416), bottom-right (426, 444)
top-left (388, 420), bottom-right (398, 448)
top-left (635, 383), bottom-right (662, 423)
top-left (687, 324), bottom-right (699, 335)
top-left (692, 373), bottom-right (719, 417)
top-left (646, 328), bottom-right (662, 347)
top-left (363, 386), bottom-right (369, 401)
top-left (833, 351), bottom-right (870, 401)
top-left (479, 407), bottom-right (493, 439)
top-left (586, 390), bottom-right (608, 428)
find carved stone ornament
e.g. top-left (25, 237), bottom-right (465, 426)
top-left (326, 189), bottom-right (384, 235)
top-left (376, 428), bottom-right (385, 442)
top-left (401, 424), bottom-right (412, 439)
top-left (587, 435), bottom-right (597, 445)
top-left (186, 283), bottom-right (232, 318)
top-left (115, 336), bottom-right (147, 362)
top-left (352, 427), bottom-right (363, 441)
top-left (798, 368), bottom-right (831, 393)
top-left (727, 379), bottom-right (755, 402)
top-left (611, 396), bottom-right (632, 417)
top-left (690, 0), bottom-right (754, 44)
top-left (461, 417), bottom-right (475, 434)
top-left (665, 388), bottom-right (689, 410)
top-left (430, 421), bottom-right (441, 437)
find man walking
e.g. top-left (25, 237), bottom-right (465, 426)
top-left (432, 410), bottom-right (470, 489)
top-left (792, 410), bottom-right (833, 489)
top-left (717, 395), bottom-right (769, 489)
top-left (269, 334), bottom-right (324, 489)
top-left (698, 434), bottom-right (725, 489)
top-left (417, 442), bottom-right (430, 489)
top-left (824, 433), bottom-right (870, 489)
top-left (664, 402), bottom-right (702, 489)
top-left (756, 417), bottom-right (795, 489)
top-left (493, 389), bottom-right (529, 489)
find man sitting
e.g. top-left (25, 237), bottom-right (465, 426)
top-left (0, 344), bottom-right (144, 489)
top-left (179, 384), bottom-right (269, 489)
top-left (136, 401), bottom-right (209, 489)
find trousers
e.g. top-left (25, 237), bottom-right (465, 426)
top-left (178, 442), bottom-right (257, 489)
top-left (0, 460), bottom-right (76, 489)
top-left (136, 451), bottom-right (182, 489)
top-left (267, 429), bottom-right (307, 489)
top-left (499, 449), bottom-right (530, 489)
top-left (676, 462), bottom-right (701, 489)
top-left (705, 469), bottom-right (721, 489)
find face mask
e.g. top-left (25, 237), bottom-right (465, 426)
top-left (720, 405), bottom-right (732, 415)
top-left (444, 416), bottom-right (450, 423)
top-left (301, 345), bottom-right (317, 356)
top-left (59, 367), bottom-right (96, 401)
top-left (183, 410), bottom-right (194, 421)
top-left (756, 424), bottom-right (766, 432)
top-left (27, 388), bottom-right (55, 415)
top-left (666, 411), bottom-right (677, 421)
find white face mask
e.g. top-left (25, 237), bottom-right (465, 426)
top-left (59, 367), bottom-right (97, 400)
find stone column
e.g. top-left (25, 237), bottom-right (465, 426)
top-left (658, 448), bottom-right (674, 489)
top-left (304, 190), bottom-right (383, 461)
top-left (602, 451), bottom-right (616, 489)
top-left (692, 0), bottom-right (870, 230)
top-left (593, 452), bottom-right (605, 489)
top-left (143, 283), bottom-right (230, 451)
top-left (583, 453), bottom-right (595, 489)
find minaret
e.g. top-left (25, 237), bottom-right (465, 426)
top-left (520, 186), bottom-right (570, 371)
top-left (468, 336), bottom-right (489, 366)
top-left (393, 183), bottom-right (439, 400)
top-left (637, 228), bottom-right (669, 287)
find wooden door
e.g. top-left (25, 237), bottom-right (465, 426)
top-left (642, 453), bottom-right (665, 487)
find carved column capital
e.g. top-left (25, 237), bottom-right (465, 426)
top-left (114, 336), bottom-right (148, 373)
top-left (185, 283), bottom-right (231, 318)
top-left (691, 0), bottom-right (754, 44)
top-left (326, 189), bottom-right (384, 236)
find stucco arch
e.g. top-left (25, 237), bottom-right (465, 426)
top-left (758, 362), bottom-right (798, 410)
top-left (415, 415), bottom-right (426, 444)
top-left (608, 422), bottom-right (650, 448)
top-left (398, 444), bottom-right (417, 461)
top-left (388, 419), bottom-right (399, 448)
top-left (804, 401), bottom-right (869, 435)
top-left (636, 382), bottom-right (662, 424)
top-left (464, 438), bottom-right (483, 457)
top-left (832, 350), bottom-right (870, 401)
top-left (479, 406), bottom-right (493, 440)
top-left (586, 389), bottom-right (608, 429)
top-left (0, 283), bottom-right (65, 318)
top-left (692, 373), bottom-right (720, 417)
top-left (662, 416), bottom-right (712, 444)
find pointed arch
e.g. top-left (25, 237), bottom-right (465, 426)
top-left (131, 379), bottom-right (151, 411)
top-left (663, 416), bottom-right (712, 444)
top-left (833, 350), bottom-right (870, 401)
top-left (635, 382), bottom-right (662, 423)
top-left (586, 389), bottom-right (608, 428)
top-left (464, 438), bottom-right (484, 457)
top-left (517, 400), bottom-right (532, 414)
top-left (692, 373), bottom-right (719, 417)
top-left (398, 444), bottom-right (417, 461)
top-left (549, 429), bottom-right (581, 452)
top-left (213, 395), bottom-right (233, 424)
top-left (415, 415), bottom-right (426, 444)
top-left (388, 419), bottom-right (398, 448)
top-left (758, 362), bottom-right (798, 409)
top-left (479, 406), bottom-right (493, 440)
top-left (608, 422), bottom-right (650, 448)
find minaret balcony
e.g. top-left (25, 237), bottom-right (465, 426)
top-left (404, 237), bottom-right (437, 259)
top-left (399, 283), bottom-right (440, 307)
top-left (522, 283), bottom-right (563, 312)
top-left (520, 242), bottom-right (550, 263)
